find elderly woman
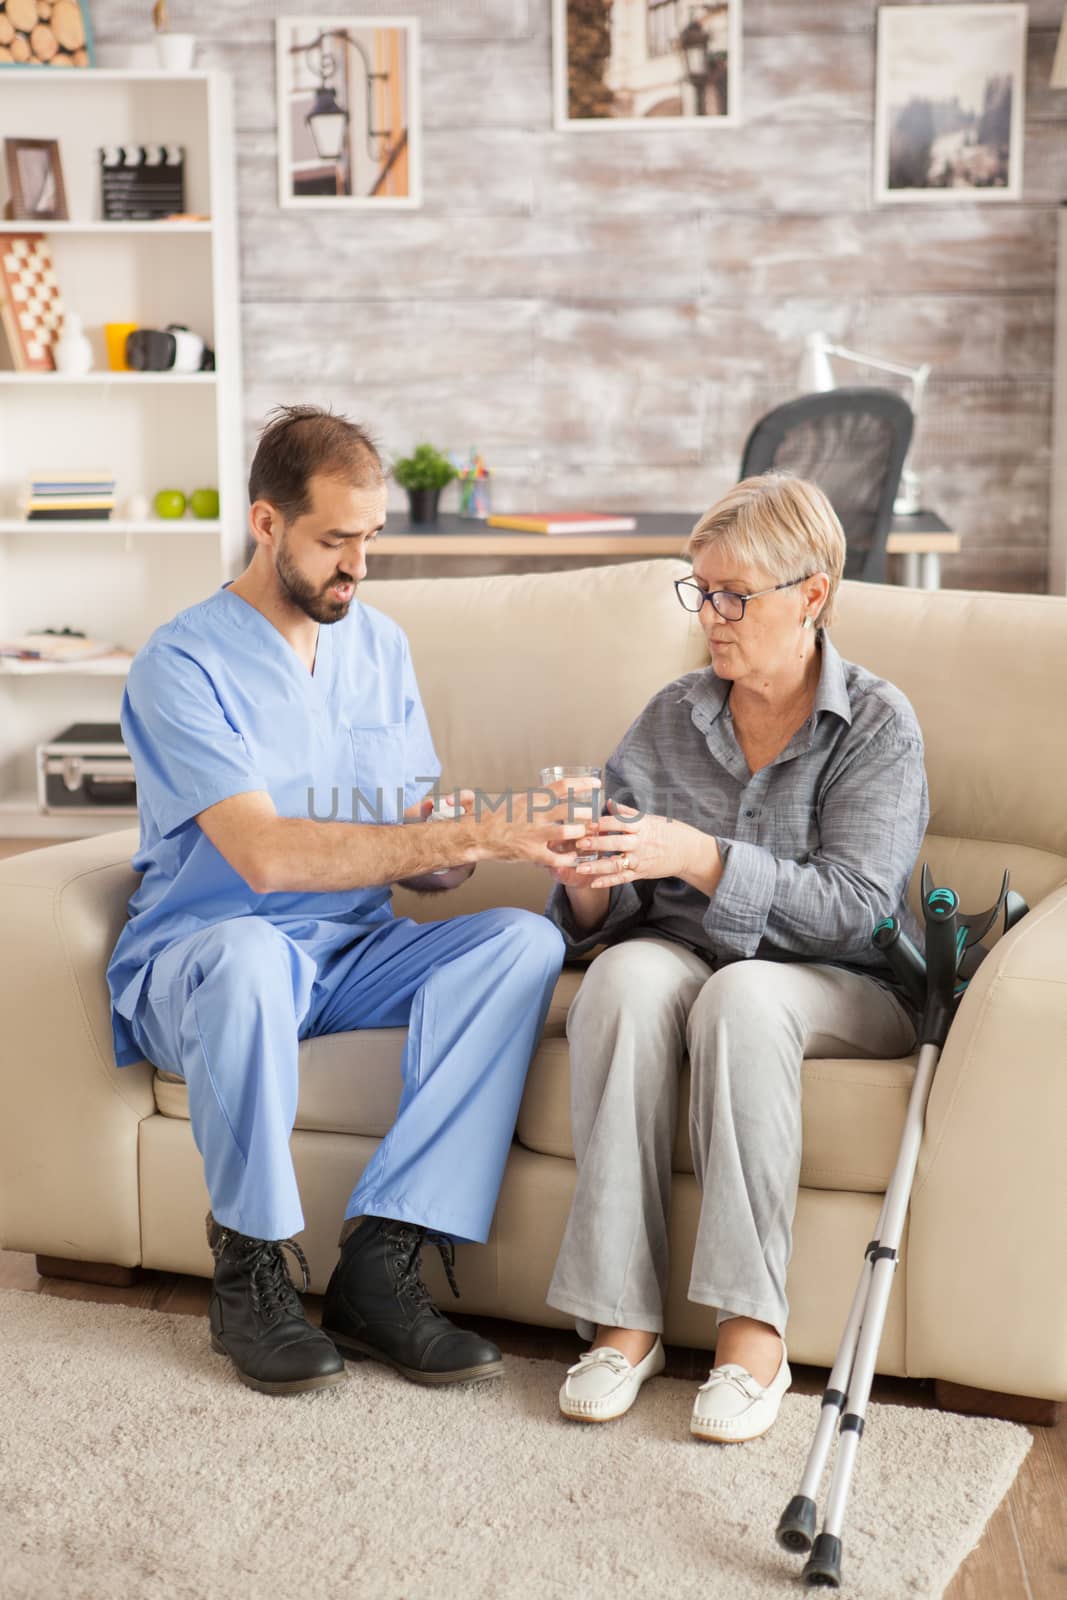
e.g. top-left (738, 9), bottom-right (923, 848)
top-left (544, 473), bottom-right (928, 1443)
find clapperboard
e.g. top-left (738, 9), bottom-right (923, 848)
top-left (98, 145), bottom-right (185, 221)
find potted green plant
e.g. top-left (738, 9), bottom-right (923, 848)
top-left (392, 443), bottom-right (457, 527)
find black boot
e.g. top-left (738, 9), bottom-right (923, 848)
top-left (321, 1217), bottom-right (503, 1385)
top-left (207, 1214), bottom-right (347, 1395)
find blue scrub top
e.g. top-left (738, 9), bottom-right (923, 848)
top-left (107, 586), bottom-right (441, 1067)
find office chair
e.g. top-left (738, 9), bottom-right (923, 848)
top-left (739, 388), bottom-right (914, 584)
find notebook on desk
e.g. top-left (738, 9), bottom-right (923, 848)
top-left (485, 512), bottom-right (638, 534)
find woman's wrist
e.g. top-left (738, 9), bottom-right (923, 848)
top-left (564, 880), bottom-right (611, 934)
top-left (676, 824), bottom-right (724, 897)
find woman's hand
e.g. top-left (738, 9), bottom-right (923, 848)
top-left (562, 800), bottom-right (724, 894)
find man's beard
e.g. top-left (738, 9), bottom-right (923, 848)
top-left (276, 535), bottom-right (354, 624)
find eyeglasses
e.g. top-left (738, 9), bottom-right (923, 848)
top-left (673, 574), bottom-right (815, 622)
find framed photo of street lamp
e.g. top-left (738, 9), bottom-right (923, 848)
top-left (552, 0), bottom-right (741, 131)
top-left (873, 4), bottom-right (1026, 203)
top-left (275, 15), bottom-right (421, 208)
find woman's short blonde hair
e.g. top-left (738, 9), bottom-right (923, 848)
top-left (686, 473), bottom-right (846, 628)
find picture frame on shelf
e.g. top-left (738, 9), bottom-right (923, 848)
top-left (874, 3), bottom-right (1026, 204)
top-left (275, 15), bottom-right (422, 209)
top-left (4, 138), bottom-right (68, 222)
top-left (552, 0), bottom-right (741, 131)
top-left (0, 0), bottom-right (96, 68)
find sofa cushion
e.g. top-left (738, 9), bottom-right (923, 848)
top-left (154, 967), bottom-right (914, 1194)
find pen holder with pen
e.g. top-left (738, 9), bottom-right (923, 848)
top-left (456, 461), bottom-right (491, 520)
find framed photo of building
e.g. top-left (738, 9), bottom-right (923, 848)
top-left (276, 15), bottom-right (421, 209)
top-left (552, 0), bottom-right (741, 131)
top-left (874, 4), bottom-right (1026, 203)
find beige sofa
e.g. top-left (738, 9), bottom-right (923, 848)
top-left (2, 560), bottom-right (1066, 1408)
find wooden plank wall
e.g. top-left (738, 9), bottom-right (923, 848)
top-left (92, 1), bottom-right (1067, 592)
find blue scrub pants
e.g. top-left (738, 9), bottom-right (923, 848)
top-left (129, 907), bottom-right (565, 1244)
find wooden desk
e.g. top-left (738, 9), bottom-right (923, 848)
top-left (376, 511), bottom-right (959, 589)
top-left (887, 511), bottom-right (959, 590)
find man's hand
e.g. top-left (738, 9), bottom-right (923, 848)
top-left (196, 778), bottom-right (602, 897)
top-left (558, 800), bottom-right (724, 895)
top-left (397, 790), bottom-right (478, 892)
top-left (471, 776), bottom-right (601, 870)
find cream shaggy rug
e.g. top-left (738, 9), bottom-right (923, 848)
top-left (0, 1289), bottom-right (1030, 1600)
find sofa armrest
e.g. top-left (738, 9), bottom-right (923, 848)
top-left (907, 879), bottom-right (1067, 1397)
top-left (0, 831), bottom-right (155, 1267)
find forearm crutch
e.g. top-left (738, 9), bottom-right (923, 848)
top-left (774, 867), bottom-right (1026, 1590)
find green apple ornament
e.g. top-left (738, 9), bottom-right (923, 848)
top-left (154, 489), bottom-right (187, 520)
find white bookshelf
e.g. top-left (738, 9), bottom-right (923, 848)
top-left (0, 68), bottom-right (244, 835)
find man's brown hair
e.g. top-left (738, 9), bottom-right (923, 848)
top-left (248, 405), bottom-right (383, 521)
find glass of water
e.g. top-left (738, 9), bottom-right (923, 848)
top-left (539, 765), bottom-right (603, 856)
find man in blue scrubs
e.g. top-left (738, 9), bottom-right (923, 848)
top-left (107, 406), bottom-right (590, 1396)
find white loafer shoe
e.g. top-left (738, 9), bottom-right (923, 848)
top-left (690, 1347), bottom-right (791, 1443)
top-left (559, 1337), bottom-right (666, 1423)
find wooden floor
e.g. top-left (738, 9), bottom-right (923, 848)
top-left (1, 1249), bottom-right (1063, 1597)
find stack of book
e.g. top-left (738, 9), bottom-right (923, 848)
top-left (24, 472), bottom-right (116, 522)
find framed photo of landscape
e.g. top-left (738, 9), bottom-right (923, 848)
top-left (874, 4), bottom-right (1026, 203)
top-left (552, 0), bottom-right (741, 131)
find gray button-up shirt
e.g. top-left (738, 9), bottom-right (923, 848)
top-left (545, 631), bottom-right (929, 1010)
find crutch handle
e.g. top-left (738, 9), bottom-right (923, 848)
top-left (1004, 890), bottom-right (1028, 934)
top-left (922, 885), bottom-right (960, 1046)
top-left (871, 917), bottom-right (926, 1011)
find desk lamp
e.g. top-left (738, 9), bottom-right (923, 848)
top-left (798, 331), bottom-right (932, 516)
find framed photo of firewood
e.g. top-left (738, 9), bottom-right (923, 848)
top-left (0, 0), bottom-right (96, 67)
top-left (276, 15), bottom-right (422, 209)
top-left (4, 139), bottom-right (68, 222)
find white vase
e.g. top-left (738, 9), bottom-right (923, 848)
top-left (53, 313), bottom-right (94, 376)
top-left (155, 33), bottom-right (196, 71)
